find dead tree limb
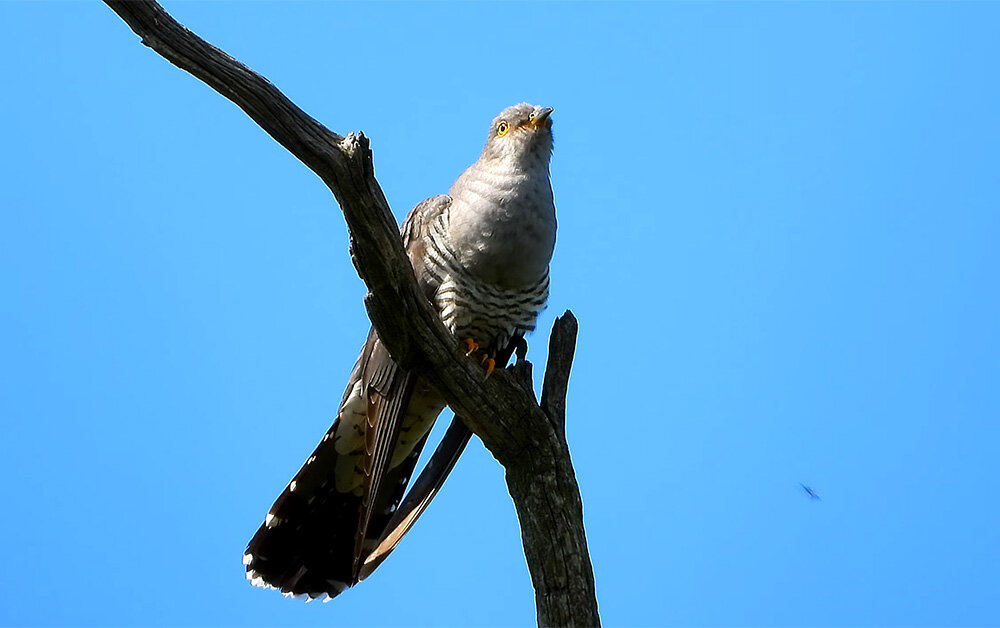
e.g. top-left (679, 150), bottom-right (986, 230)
top-left (103, 2), bottom-right (599, 625)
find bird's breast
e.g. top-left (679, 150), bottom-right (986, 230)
top-left (446, 165), bottom-right (556, 289)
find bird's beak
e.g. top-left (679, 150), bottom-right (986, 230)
top-left (529, 107), bottom-right (554, 128)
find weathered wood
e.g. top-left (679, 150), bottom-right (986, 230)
top-left (541, 311), bottom-right (579, 436)
top-left (104, 2), bottom-right (599, 625)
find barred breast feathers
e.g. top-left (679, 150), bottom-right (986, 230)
top-left (446, 152), bottom-right (556, 291)
top-left (420, 197), bottom-right (550, 352)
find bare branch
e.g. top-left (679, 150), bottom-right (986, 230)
top-left (104, 2), bottom-right (599, 625)
top-left (541, 312), bottom-right (579, 436)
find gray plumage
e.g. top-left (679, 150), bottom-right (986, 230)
top-left (244, 103), bottom-right (557, 601)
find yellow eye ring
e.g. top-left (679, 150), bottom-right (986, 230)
top-left (497, 120), bottom-right (509, 137)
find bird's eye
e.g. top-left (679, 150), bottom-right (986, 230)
top-left (497, 120), bottom-right (509, 137)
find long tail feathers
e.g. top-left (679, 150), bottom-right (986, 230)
top-left (358, 418), bottom-right (473, 580)
top-left (244, 333), bottom-right (522, 601)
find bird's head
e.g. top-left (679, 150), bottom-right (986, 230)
top-left (479, 103), bottom-right (553, 168)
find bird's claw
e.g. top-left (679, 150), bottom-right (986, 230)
top-left (462, 338), bottom-right (479, 356)
top-left (461, 337), bottom-right (494, 377)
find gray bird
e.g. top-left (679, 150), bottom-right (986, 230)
top-left (244, 103), bottom-right (556, 601)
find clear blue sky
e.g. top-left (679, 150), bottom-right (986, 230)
top-left (2, 2), bottom-right (998, 626)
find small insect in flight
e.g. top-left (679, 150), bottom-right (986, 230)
top-left (800, 483), bottom-right (821, 500)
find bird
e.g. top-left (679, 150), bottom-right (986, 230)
top-left (800, 483), bottom-right (820, 500)
top-left (243, 103), bottom-right (557, 601)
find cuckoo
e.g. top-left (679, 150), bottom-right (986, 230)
top-left (244, 103), bottom-right (557, 601)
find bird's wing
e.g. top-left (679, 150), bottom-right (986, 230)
top-left (244, 195), bottom-right (453, 600)
top-left (400, 194), bottom-right (452, 300)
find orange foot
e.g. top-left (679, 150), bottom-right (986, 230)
top-left (461, 337), bottom-right (495, 378)
top-left (462, 337), bottom-right (479, 356)
top-left (481, 354), bottom-right (495, 378)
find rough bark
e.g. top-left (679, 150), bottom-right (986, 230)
top-left (103, 2), bottom-right (599, 625)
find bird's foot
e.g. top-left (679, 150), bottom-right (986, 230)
top-left (462, 337), bottom-right (479, 356)
top-left (481, 354), bottom-right (495, 378)
top-left (461, 337), bottom-right (494, 378)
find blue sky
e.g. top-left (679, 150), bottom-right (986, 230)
top-left (2, 2), bottom-right (999, 626)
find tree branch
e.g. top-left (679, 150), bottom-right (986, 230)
top-left (541, 311), bottom-right (579, 436)
top-left (104, 2), bottom-right (599, 625)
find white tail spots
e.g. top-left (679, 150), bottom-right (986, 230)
top-left (242, 553), bottom-right (253, 566)
top-left (265, 513), bottom-right (279, 528)
top-left (247, 569), bottom-right (277, 590)
top-left (289, 480), bottom-right (297, 492)
top-left (272, 585), bottom-right (343, 603)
